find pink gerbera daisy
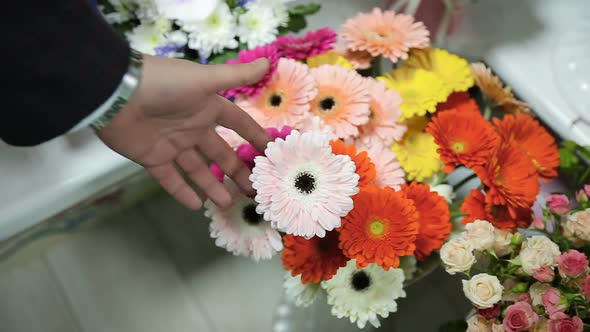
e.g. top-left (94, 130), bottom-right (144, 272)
top-left (358, 79), bottom-right (406, 146)
top-left (237, 58), bottom-right (317, 129)
top-left (251, 130), bottom-right (360, 238)
top-left (221, 43), bottom-right (281, 98)
top-left (275, 27), bottom-right (338, 60)
top-left (309, 65), bottom-right (370, 140)
top-left (204, 178), bottom-right (283, 261)
top-left (340, 8), bottom-right (430, 63)
top-left (356, 141), bottom-right (405, 190)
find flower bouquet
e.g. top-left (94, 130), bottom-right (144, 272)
top-left (97, 0), bottom-right (320, 63)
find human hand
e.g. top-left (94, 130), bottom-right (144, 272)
top-left (96, 55), bottom-right (271, 210)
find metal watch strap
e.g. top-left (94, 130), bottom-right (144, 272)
top-left (91, 49), bottom-right (144, 131)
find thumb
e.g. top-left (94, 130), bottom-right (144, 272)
top-left (206, 58), bottom-right (270, 93)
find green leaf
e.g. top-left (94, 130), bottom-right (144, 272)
top-left (507, 256), bottom-right (522, 266)
top-left (208, 50), bottom-right (239, 64)
top-left (225, 0), bottom-right (240, 9)
top-left (285, 14), bottom-right (307, 33)
top-left (560, 148), bottom-right (579, 169)
top-left (578, 145), bottom-right (590, 160)
top-left (288, 4), bottom-right (321, 16)
top-left (562, 140), bottom-right (578, 151)
top-left (439, 320), bottom-right (468, 332)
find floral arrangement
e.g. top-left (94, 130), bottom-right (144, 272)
top-left (97, 0), bottom-right (320, 63)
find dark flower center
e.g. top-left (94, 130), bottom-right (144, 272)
top-left (294, 171), bottom-right (316, 194)
top-left (242, 204), bottom-right (263, 225)
top-left (351, 271), bottom-right (371, 291)
top-left (319, 97), bottom-right (336, 111)
top-left (270, 94), bottom-right (282, 107)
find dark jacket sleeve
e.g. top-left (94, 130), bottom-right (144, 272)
top-left (1, 0), bottom-right (130, 146)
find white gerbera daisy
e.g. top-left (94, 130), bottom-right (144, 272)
top-left (179, 2), bottom-right (239, 58)
top-left (251, 130), bottom-right (359, 238)
top-left (283, 273), bottom-right (321, 307)
top-left (321, 260), bottom-right (406, 329)
top-left (204, 178), bottom-right (283, 261)
top-left (237, 2), bottom-right (280, 49)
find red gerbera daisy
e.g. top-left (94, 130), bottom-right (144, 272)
top-left (460, 189), bottom-right (533, 230)
top-left (436, 91), bottom-right (479, 113)
top-left (402, 182), bottom-right (452, 260)
top-left (427, 107), bottom-right (500, 172)
top-left (338, 186), bottom-right (419, 269)
top-left (282, 231), bottom-right (348, 284)
top-left (330, 140), bottom-right (376, 187)
top-left (494, 113), bottom-right (560, 181)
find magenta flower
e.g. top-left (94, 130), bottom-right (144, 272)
top-left (221, 43), bottom-right (280, 99)
top-left (275, 27), bottom-right (337, 60)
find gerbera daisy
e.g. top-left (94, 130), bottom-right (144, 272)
top-left (282, 232), bottom-right (349, 284)
top-left (355, 141), bottom-right (405, 190)
top-left (357, 79), bottom-right (406, 146)
top-left (473, 142), bottom-right (540, 218)
top-left (236, 58), bottom-right (317, 129)
top-left (334, 44), bottom-right (373, 70)
top-left (494, 114), bottom-right (560, 181)
top-left (403, 48), bottom-right (474, 92)
top-left (340, 8), bottom-right (430, 63)
top-left (391, 129), bottom-right (443, 182)
top-left (283, 273), bottom-right (321, 307)
top-left (306, 51), bottom-right (354, 70)
top-left (251, 130), bottom-right (360, 238)
top-left (221, 43), bottom-right (280, 98)
top-left (322, 260), bottom-right (406, 329)
top-left (436, 91), bottom-right (479, 113)
top-left (427, 107), bottom-right (500, 172)
top-left (237, 2), bottom-right (280, 49)
top-left (471, 62), bottom-right (530, 114)
top-left (378, 67), bottom-right (450, 119)
top-left (204, 178), bottom-right (283, 261)
top-left (401, 182), bottom-right (452, 260)
top-left (275, 27), bottom-right (337, 60)
top-left (460, 189), bottom-right (533, 230)
top-left (330, 140), bottom-right (376, 187)
top-left (339, 186), bottom-right (419, 269)
top-left (215, 125), bottom-right (246, 148)
top-left (309, 65), bottom-right (371, 140)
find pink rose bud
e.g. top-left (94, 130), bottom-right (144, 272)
top-left (532, 217), bottom-right (545, 230)
top-left (585, 184), bottom-right (590, 197)
top-left (519, 293), bottom-right (532, 304)
top-left (477, 303), bottom-right (502, 319)
top-left (542, 288), bottom-right (567, 317)
top-left (546, 194), bottom-right (570, 214)
top-left (575, 189), bottom-right (588, 203)
top-left (503, 301), bottom-right (539, 332)
top-left (556, 249), bottom-right (589, 278)
top-left (209, 163), bottom-right (224, 183)
top-left (582, 275), bottom-right (590, 299)
top-left (266, 126), bottom-right (293, 141)
top-left (236, 143), bottom-right (262, 170)
top-left (547, 312), bottom-right (583, 332)
top-left (533, 266), bottom-right (555, 282)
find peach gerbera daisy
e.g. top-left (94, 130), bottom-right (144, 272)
top-left (427, 107), bottom-right (500, 172)
top-left (357, 79), bottom-right (406, 146)
top-left (355, 141), bottom-right (405, 190)
top-left (338, 186), bottom-right (419, 270)
top-left (334, 44), bottom-right (373, 70)
top-left (471, 62), bottom-right (530, 114)
top-left (330, 140), bottom-right (376, 187)
top-left (403, 48), bottom-right (474, 93)
top-left (460, 189), bottom-right (533, 230)
top-left (236, 58), bottom-right (317, 129)
top-left (340, 8), bottom-right (430, 63)
top-left (402, 182), bottom-right (451, 261)
top-left (309, 65), bottom-right (371, 140)
top-left (282, 232), bottom-right (349, 284)
top-left (494, 113), bottom-right (560, 181)
top-left (473, 142), bottom-right (540, 218)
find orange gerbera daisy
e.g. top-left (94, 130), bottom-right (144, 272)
top-left (473, 142), bottom-right (540, 218)
top-left (282, 231), bottom-right (349, 284)
top-left (427, 107), bottom-right (500, 172)
top-left (436, 92), bottom-right (479, 113)
top-left (471, 62), bottom-right (530, 114)
top-left (460, 189), bottom-right (533, 230)
top-left (338, 186), bottom-right (419, 270)
top-left (402, 182), bottom-right (451, 261)
top-left (494, 113), bottom-right (560, 181)
top-left (330, 140), bottom-right (376, 187)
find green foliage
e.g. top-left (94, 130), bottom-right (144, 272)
top-left (439, 320), bottom-right (468, 332)
top-left (208, 50), bottom-right (239, 64)
top-left (559, 140), bottom-right (590, 188)
top-left (288, 4), bottom-right (321, 16)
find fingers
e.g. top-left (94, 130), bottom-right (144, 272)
top-left (205, 58), bottom-right (270, 93)
top-left (175, 149), bottom-right (233, 208)
top-left (147, 163), bottom-right (203, 210)
top-left (215, 95), bottom-right (270, 153)
top-left (197, 129), bottom-right (255, 196)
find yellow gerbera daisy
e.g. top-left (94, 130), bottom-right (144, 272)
top-left (391, 129), bottom-right (443, 182)
top-left (307, 51), bottom-right (354, 70)
top-left (403, 48), bottom-right (474, 93)
top-left (378, 67), bottom-right (449, 119)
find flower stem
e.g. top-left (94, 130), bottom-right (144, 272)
top-left (483, 104), bottom-right (493, 120)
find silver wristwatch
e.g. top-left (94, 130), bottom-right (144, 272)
top-left (91, 49), bottom-right (144, 131)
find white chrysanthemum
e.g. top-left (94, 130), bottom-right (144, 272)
top-left (399, 256), bottom-right (417, 281)
top-left (283, 273), bottom-right (321, 307)
top-left (204, 178), bottom-right (283, 261)
top-left (237, 3), bottom-right (280, 49)
top-left (126, 18), bottom-right (187, 56)
top-left (253, 0), bottom-right (292, 27)
top-left (322, 260), bottom-right (406, 329)
top-left (155, 0), bottom-right (220, 21)
top-left (179, 2), bottom-right (239, 58)
top-left (103, 0), bottom-right (136, 23)
top-left (135, 0), bottom-right (161, 21)
top-left (251, 130), bottom-right (360, 238)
